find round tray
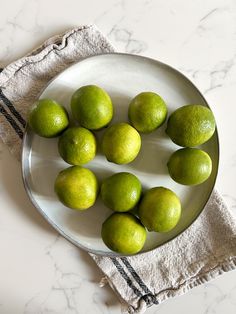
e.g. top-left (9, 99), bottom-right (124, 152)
top-left (22, 53), bottom-right (219, 256)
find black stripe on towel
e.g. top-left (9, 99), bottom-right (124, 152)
top-left (0, 89), bottom-right (26, 128)
top-left (121, 257), bottom-right (152, 294)
top-left (121, 257), bottom-right (158, 305)
top-left (110, 258), bottom-right (144, 299)
top-left (0, 103), bottom-right (23, 139)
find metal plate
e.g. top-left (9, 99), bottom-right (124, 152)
top-left (22, 53), bottom-right (219, 256)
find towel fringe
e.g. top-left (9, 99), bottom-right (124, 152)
top-left (99, 276), bottom-right (109, 287)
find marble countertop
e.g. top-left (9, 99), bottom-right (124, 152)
top-left (0, 0), bottom-right (236, 313)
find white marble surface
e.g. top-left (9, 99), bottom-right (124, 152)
top-left (0, 0), bottom-right (236, 313)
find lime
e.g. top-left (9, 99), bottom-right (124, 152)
top-left (128, 92), bottom-right (167, 133)
top-left (71, 85), bottom-right (113, 130)
top-left (28, 98), bottom-right (69, 137)
top-left (54, 166), bottom-right (98, 210)
top-left (101, 172), bottom-right (142, 212)
top-left (166, 104), bottom-right (216, 147)
top-left (58, 127), bottom-right (96, 165)
top-left (167, 148), bottom-right (212, 185)
top-left (102, 122), bottom-right (141, 164)
top-left (101, 213), bottom-right (146, 254)
top-left (138, 187), bottom-right (181, 232)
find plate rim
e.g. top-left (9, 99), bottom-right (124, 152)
top-left (21, 52), bottom-right (220, 257)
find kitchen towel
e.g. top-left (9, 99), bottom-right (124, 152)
top-left (0, 25), bottom-right (235, 314)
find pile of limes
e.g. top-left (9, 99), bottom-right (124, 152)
top-left (28, 85), bottom-right (216, 254)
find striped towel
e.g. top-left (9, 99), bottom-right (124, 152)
top-left (0, 26), bottom-right (235, 314)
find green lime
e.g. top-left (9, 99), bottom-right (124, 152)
top-left (138, 187), bottom-right (181, 232)
top-left (102, 122), bottom-right (141, 164)
top-left (167, 148), bottom-right (212, 185)
top-left (166, 104), bottom-right (216, 147)
top-left (28, 98), bottom-right (69, 137)
top-left (101, 172), bottom-right (142, 212)
top-left (101, 213), bottom-right (146, 254)
top-left (58, 126), bottom-right (96, 165)
top-left (54, 166), bottom-right (98, 210)
top-left (71, 85), bottom-right (113, 130)
top-left (128, 92), bottom-right (167, 133)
